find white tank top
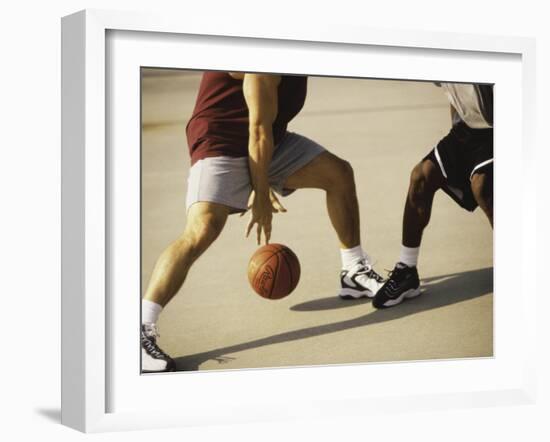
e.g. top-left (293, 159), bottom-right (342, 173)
top-left (440, 83), bottom-right (492, 129)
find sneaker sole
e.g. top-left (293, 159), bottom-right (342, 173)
top-left (379, 287), bottom-right (421, 308)
top-left (338, 287), bottom-right (375, 300)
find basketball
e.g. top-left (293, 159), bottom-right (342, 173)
top-left (248, 243), bottom-right (301, 299)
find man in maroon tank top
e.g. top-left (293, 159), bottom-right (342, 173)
top-left (140, 72), bottom-right (384, 372)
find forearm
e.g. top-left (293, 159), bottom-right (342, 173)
top-left (248, 125), bottom-right (274, 197)
top-left (241, 72), bottom-right (280, 244)
top-left (242, 73), bottom-right (280, 198)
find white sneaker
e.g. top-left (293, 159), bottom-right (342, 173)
top-left (338, 259), bottom-right (385, 299)
top-left (141, 323), bottom-right (175, 373)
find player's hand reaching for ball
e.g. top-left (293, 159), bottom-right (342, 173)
top-left (247, 190), bottom-right (273, 244)
top-left (243, 189), bottom-right (286, 244)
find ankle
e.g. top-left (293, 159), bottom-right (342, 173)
top-left (340, 245), bottom-right (364, 270)
top-left (398, 245), bottom-right (419, 267)
top-left (142, 299), bottom-right (163, 325)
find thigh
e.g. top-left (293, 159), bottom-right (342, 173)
top-left (283, 151), bottom-right (346, 190)
top-left (411, 157), bottom-right (446, 194)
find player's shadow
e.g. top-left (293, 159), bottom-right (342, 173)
top-left (291, 296), bottom-right (372, 311)
top-left (173, 267), bottom-right (492, 371)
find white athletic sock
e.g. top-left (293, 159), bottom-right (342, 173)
top-left (399, 246), bottom-right (420, 268)
top-left (340, 245), bottom-right (364, 270)
top-left (142, 299), bottom-right (163, 325)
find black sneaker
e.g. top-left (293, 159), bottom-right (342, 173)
top-left (338, 259), bottom-right (385, 299)
top-left (372, 263), bottom-right (421, 309)
top-left (141, 323), bottom-right (176, 373)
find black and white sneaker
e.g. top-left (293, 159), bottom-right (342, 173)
top-left (141, 323), bottom-right (176, 373)
top-left (338, 259), bottom-right (385, 299)
top-left (372, 263), bottom-right (421, 309)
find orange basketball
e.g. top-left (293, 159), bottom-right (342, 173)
top-left (248, 244), bottom-right (301, 299)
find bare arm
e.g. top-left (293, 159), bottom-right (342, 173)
top-left (242, 73), bottom-right (281, 244)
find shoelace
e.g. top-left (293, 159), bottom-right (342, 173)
top-left (352, 260), bottom-right (385, 283)
top-left (141, 325), bottom-right (170, 359)
top-left (383, 266), bottom-right (409, 290)
top-left (366, 268), bottom-right (385, 283)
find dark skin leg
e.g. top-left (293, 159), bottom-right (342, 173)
top-left (470, 169), bottom-right (493, 227)
top-left (402, 159), bottom-right (446, 248)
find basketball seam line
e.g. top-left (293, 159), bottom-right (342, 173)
top-left (270, 252), bottom-right (282, 299)
top-left (252, 252), bottom-right (278, 277)
top-left (280, 251), bottom-right (293, 294)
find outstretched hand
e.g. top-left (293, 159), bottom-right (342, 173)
top-left (241, 189), bottom-right (287, 244)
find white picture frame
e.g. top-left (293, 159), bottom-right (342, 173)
top-left (61, 9), bottom-right (537, 433)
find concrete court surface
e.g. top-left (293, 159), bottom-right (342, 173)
top-left (141, 69), bottom-right (493, 372)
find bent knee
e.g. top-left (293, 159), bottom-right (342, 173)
top-left (322, 156), bottom-right (355, 191)
top-left (409, 163), bottom-right (430, 194)
top-left (178, 210), bottom-right (227, 256)
top-left (192, 214), bottom-right (226, 243)
top-left (409, 161), bottom-right (441, 201)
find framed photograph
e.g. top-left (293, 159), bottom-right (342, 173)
top-left (61, 9), bottom-right (537, 433)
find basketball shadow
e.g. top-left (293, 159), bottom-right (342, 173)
top-left (173, 267), bottom-right (492, 371)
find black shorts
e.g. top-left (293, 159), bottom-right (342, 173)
top-left (425, 122), bottom-right (493, 211)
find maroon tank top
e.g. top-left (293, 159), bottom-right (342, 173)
top-left (186, 72), bottom-right (308, 165)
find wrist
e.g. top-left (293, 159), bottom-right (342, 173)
top-left (255, 189), bottom-right (271, 204)
top-left (251, 177), bottom-right (270, 195)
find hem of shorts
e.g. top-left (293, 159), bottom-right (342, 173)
top-left (424, 152), bottom-right (446, 180)
top-left (433, 145), bottom-right (448, 179)
top-left (190, 151), bottom-right (248, 166)
top-left (270, 147), bottom-right (326, 196)
top-left (469, 158), bottom-right (494, 181)
top-left (186, 198), bottom-right (248, 214)
top-left (440, 185), bottom-right (478, 212)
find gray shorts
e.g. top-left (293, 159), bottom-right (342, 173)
top-left (185, 132), bottom-right (325, 212)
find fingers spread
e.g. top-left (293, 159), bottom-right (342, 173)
top-left (271, 193), bottom-right (287, 213)
top-left (246, 217), bottom-right (254, 237)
